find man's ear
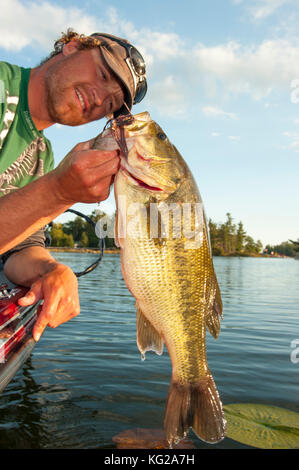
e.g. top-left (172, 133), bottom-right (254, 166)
top-left (62, 40), bottom-right (80, 56)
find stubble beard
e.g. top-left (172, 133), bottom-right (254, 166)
top-left (44, 63), bottom-right (83, 126)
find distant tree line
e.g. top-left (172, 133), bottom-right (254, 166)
top-left (48, 210), bottom-right (115, 249)
top-left (264, 241), bottom-right (298, 257)
top-left (47, 210), bottom-right (297, 257)
top-left (208, 212), bottom-right (263, 256)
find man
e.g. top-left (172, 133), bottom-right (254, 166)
top-left (0, 29), bottom-right (147, 341)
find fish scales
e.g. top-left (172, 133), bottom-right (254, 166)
top-left (124, 229), bottom-right (212, 380)
top-left (93, 111), bottom-right (226, 446)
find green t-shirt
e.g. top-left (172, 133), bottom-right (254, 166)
top-left (0, 61), bottom-right (54, 196)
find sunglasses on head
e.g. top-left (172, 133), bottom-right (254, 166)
top-left (94, 33), bottom-right (147, 105)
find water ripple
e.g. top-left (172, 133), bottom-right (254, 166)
top-left (0, 254), bottom-right (298, 448)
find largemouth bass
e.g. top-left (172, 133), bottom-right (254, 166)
top-left (94, 112), bottom-right (226, 446)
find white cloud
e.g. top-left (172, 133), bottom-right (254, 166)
top-left (289, 140), bottom-right (299, 150)
top-left (193, 39), bottom-right (299, 100)
top-left (283, 131), bottom-right (299, 138)
top-left (282, 130), bottom-right (299, 152)
top-left (149, 76), bottom-right (187, 118)
top-left (94, 7), bottom-right (183, 65)
top-left (210, 132), bottom-right (241, 140)
top-left (2, 1), bottom-right (299, 117)
top-left (232, 0), bottom-right (296, 21)
top-left (250, 0), bottom-right (290, 20)
top-left (202, 106), bottom-right (238, 120)
top-left (264, 102), bottom-right (279, 108)
top-left (0, 0), bottom-right (98, 51)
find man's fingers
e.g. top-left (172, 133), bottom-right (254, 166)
top-left (46, 298), bottom-right (80, 329)
top-left (84, 154), bottom-right (120, 181)
top-left (91, 149), bottom-right (120, 170)
top-left (32, 292), bottom-right (60, 341)
top-left (33, 315), bottom-right (48, 342)
top-left (88, 176), bottom-right (114, 201)
top-left (69, 156), bottom-right (119, 202)
top-left (75, 149), bottom-right (120, 171)
top-left (18, 281), bottom-right (43, 306)
top-left (52, 139), bottom-right (121, 205)
top-left (32, 304), bottom-right (43, 341)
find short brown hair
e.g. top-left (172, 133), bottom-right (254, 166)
top-left (39, 28), bottom-right (101, 65)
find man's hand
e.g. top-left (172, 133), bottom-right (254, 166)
top-left (4, 247), bottom-right (80, 341)
top-left (0, 137), bottom-right (120, 254)
top-left (52, 137), bottom-right (120, 205)
top-left (15, 262), bottom-right (80, 342)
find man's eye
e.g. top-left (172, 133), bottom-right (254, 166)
top-left (101, 69), bottom-right (107, 81)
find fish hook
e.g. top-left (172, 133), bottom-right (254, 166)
top-left (102, 105), bottom-right (135, 159)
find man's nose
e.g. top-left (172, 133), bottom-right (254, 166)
top-left (93, 88), bottom-right (104, 107)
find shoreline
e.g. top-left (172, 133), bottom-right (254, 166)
top-left (47, 247), bottom-right (293, 259)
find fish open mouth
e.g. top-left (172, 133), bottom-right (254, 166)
top-left (121, 167), bottom-right (162, 191)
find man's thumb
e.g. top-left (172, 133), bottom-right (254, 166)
top-left (18, 281), bottom-right (43, 306)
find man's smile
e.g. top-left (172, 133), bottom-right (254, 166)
top-left (75, 88), bottom-right (88, 113)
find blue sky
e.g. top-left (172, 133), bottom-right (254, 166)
top-left (1, 0), bottom-right (299, 245)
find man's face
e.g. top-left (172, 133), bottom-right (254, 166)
top-left (44, 46), bottom-right (125, 126)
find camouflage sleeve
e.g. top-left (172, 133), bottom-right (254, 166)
top-left (1, 229), bottom-right (46, 264)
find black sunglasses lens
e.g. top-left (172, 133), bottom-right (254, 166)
top-left (134, 79), bottom-right (147, 104)
top-left (130, 47), bottom-right (146, 76)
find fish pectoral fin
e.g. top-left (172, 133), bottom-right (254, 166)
top-left (136, 304), bottom-right (164, 359)
top-left (205, 280), bottom-right (223, 339)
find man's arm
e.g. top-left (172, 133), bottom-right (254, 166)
top-left (4, 246), bottom-right (80, 341)
top-left (0, 171), bottom-right (70, 255)
top-left (0, 138), bottom-right (119, 254)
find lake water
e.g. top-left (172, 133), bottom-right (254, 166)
top-left (0, 254), bottom-right (298, 449)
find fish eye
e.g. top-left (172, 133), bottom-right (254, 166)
top-left (157, 132), bottom-right (167, 141)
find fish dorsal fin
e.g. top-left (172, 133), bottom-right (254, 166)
top-left (136, 303), bottom-right (164, 359)
top-left (205, 278), bottom-right (223, 339)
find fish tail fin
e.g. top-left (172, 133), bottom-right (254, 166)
top-left (164, 374), bottom-right (226, 447)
